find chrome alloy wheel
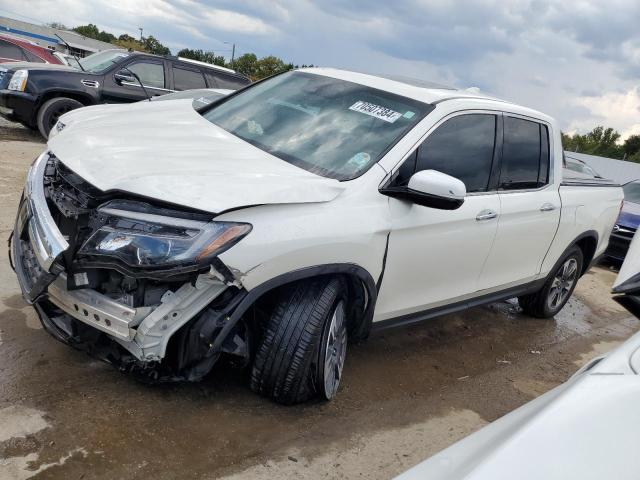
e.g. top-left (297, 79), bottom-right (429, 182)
top-left (321, 300), bottom-right (347, 400)
top-left (547, 257), bottom-right (578, 311)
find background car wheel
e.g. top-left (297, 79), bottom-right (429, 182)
top-left (250, 276), bottom-right (348, 405)
top-left (37, 97), bottom-right (82, 139)
top-left (519, 246), bottom-right (583, 318)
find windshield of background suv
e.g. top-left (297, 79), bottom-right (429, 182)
top-left (79, 50), bottom-right (129, 73)
top-left (202, 71), bottom-right (431, 180)
top-left (623, 182), bottom-right (640, 204)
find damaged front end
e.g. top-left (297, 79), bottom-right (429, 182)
top-left (11, 151), bottom-right (253, 382)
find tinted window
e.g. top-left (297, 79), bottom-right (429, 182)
top-left (126, 61), bottom-right (165, 89)
top-left (174, 66), bottom-right (206, 90)
top-left (0, 40), bottom-right (25, 61)
top-left (500, 117), bottom-right (549, 190)
top-left (207, 72), bottom-right (250, 89)
top-left (411, 114), bottom-right (496, 192)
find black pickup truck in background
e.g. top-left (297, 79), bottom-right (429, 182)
top-left (0, 49), bottom-right (251, 138)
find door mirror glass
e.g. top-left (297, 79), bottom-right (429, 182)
top-left (381, 169), bottom-right (466, 210)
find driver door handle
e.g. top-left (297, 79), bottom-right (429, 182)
top-left (540, 203), bottom-right (556, 212)
top-left (476, 209), bottom-right (497, 221)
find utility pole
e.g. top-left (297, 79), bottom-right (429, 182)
top-left (138, 27), bottom-right (143, 41)
top-left (224, 41), bottom-right (236, 69)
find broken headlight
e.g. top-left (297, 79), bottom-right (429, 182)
top-left (77, 201), bottom-right (251, 273)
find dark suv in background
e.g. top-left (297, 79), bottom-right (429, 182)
top-left (0, 49), bottom-right (251, 138)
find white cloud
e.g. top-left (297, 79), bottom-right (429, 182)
top-left (572, 87), bottom-right (640, 141)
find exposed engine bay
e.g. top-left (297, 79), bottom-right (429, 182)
top-left (12, 153), bottom-right (255, 382)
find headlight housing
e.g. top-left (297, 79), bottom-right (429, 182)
top-left (77, 200), bottom-right (251, 276)
top-left (8, 70), bottom-right (28, 92)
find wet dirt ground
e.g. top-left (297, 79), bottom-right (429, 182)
top-left (0, 126), bottom-right (638, 479)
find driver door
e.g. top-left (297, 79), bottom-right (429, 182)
top-left (375, 112), bottom-right (502, 322)
top-left (102, 59), bottom-right (169, 103)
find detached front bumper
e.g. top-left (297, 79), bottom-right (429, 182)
top-left (11, 152), bottom-right (239, 377)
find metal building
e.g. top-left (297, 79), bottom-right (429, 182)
top-left (0, 16), bottom-right (114, 57)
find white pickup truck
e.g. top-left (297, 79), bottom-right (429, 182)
top-left (11, 68), bottom-right (623, 404)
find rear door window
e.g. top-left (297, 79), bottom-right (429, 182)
top-left (500, 116), bottom-right (549, 190)
top-left (400, 114), bottom-right (497, 193)
top-left (173, 66), bottom-right (206, 90)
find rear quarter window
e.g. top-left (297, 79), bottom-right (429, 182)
top-left (500, 116), bottom-right (549, 190)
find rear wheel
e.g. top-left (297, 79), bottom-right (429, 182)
top-left (519, 246), bottom-right (583, 318)
top-left (250, 276), bottom-right (348, 404)
top-left (37, 97), bottom-right (82, 139)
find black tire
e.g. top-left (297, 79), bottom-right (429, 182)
top-left (519, 246), bottom-right (583, 318)
top-left (37, 97), bottom-right (83, 139)
top-left (250, 276), bottom-right (348, 405)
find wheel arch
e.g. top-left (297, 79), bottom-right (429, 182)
top-left (238, 263), bottom-right (377, 342)
top-left (37, 90), bottom-right (96, 110)
top-left (573, 230), bottom-right (599, 275)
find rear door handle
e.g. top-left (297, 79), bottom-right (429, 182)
top-left (540, 203), bottom-right (556, 212)
top-left (476, 209), bottom-right (497, 221)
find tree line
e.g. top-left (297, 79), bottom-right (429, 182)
top-left (562, 127), bottom-right (640, 162)
top-left (54, 23), bottom-right (309, 80)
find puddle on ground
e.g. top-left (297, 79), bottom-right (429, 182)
top-left (554, 297), bottom-right (593, 336)
top-left (0, 405), bottom-right (49, 443)
top-left (0, 448), bottom-right (89, 480)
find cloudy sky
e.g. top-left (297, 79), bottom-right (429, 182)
top-left (3, 0), bottom-right (639, 139)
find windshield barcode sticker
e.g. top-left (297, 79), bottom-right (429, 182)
top-left (349, 101), bottom-right (402, 123)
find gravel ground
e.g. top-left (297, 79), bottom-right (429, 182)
top-left (0, 128), bottom-right (637, 480)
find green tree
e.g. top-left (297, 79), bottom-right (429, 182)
top-left (561, 126), bottom-right (623, 159)
top-left (253, 55), bottom-right (291, 79)
top-left (623, 134), bottom-right (640, 161)
top-left (177, 48), bottom-right (226, 67)
top-left (143, 35), bottom-right (171, 56)
top-left (233, 53), bottom-right (258, 77)
top-left (73, 24), bottom-right (115, 43)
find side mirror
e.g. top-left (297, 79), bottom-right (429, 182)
top-left (114, 70), bottom-right (135, 85)
top-left (381, 169), bottom-right (466, 210)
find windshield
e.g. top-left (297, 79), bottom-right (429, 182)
top-left (79, 50), bottom-right (129, 73)
top-left (623, 182), bottom-right (640, 204)
top-left (202, 71), bottom-right (430, 180)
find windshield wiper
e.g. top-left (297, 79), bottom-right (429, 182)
top-left (54, 34), bottom-right (85, 72)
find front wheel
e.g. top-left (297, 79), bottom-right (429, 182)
top-left (519, 246), bottom-right (583, 318)
top-left (250, 276), bottom-right (348, 404)
top-left (36, 97), bottom-right (83, 139)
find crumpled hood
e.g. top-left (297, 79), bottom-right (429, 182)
top-left (48, 100), bottom-right (345, 214)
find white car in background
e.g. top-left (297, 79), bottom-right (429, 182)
top-left (12, 69), bottom-right (622, 405)
top-left (396, 232), bottom-right (640, 480)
